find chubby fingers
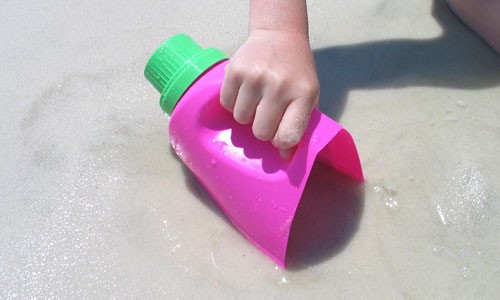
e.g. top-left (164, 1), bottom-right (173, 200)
top-left (220, 59), bottom-right (319, 159)
top-left (221, 63), bottom-right (266, 125)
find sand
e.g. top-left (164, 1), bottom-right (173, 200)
top-left (1, 0), bottom-right (499, 299)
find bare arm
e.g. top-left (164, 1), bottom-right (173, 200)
top-left (220, 0), bottom-right (319, 159)
top-left (248, 0), bottom-right (309, 34)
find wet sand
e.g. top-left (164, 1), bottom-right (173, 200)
top-left (1, 0), bottom-right (499, 299)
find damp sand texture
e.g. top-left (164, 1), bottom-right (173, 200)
top-left (1, 0), bottom-right (500, 299)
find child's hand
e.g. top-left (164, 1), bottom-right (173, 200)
top-left (220, 29), bottom-right (319, 159)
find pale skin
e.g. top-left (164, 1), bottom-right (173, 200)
top-left (220, 0), bottom-right (317, 159)
top-left (221, 0), bottom-right (500, 159)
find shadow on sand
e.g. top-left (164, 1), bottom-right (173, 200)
top-left (316, 0), bottom-right (500, 120)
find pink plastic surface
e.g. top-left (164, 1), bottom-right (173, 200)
top-left (169, 60), bottom-right (363, 267)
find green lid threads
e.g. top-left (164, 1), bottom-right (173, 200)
top-left (144, 34), bottom-right (228, 115)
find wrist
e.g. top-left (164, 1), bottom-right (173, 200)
top-left (248, 0), bottom-right (309, 38)
top-left (247, 28), bottom-right (310, 44)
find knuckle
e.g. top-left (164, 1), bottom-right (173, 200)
top-left (246, 66), bottom-right (266, 86)
top-left (269, 67), bottom-right (288, 85)
top-left (229, 61), bottom-right (267, 87)
top-left (298, 79), bottom-right (320, 98)
top-left (225, 60), bottom-right (246, 81)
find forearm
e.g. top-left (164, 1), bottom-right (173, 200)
top-left (249, 0), bottom-right (309, 37)
top-left (448, 0), bottom-right (500, 54)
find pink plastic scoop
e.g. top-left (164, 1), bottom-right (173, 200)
top-left (145, 34), bottom-right (364, 267)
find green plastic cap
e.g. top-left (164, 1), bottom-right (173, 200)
top-left (144, 34), bottom-right (228, 115)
